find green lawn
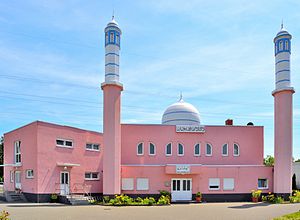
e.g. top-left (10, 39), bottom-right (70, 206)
top-left (274, 211), bottom-right (300, 220)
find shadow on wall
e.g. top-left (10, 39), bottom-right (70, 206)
top-left (228, 203), bottom-right (272, 209)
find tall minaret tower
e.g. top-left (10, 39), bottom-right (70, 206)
top-left (273, 23), bottom-right (295, 198)
top-left (101, 16), bottom-right (123, 196)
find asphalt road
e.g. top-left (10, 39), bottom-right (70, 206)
top-left (1, 202), bottom-right (300, 220)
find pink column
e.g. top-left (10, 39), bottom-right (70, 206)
top-left (273, 89), bottom-right (294, 196)
top-left (102, 82), bottom-right (123, 195)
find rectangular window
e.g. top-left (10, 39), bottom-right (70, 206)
top-left (84, 172), bottom-right (99, 180)
top-left (56, 139), bottom-right (73, 148)
top-left (136, 178), bottom-right (149, 191)
top-left (209, 178), bottom-right (220, 190)
top-left (26, 170), bottom-right (34, 179)
top-left (121, 178), bottom-right (134, 190)
top-left (223, 178), bottom-right (234, 190)
top-left (14, 141), bottom-right (21, 164)
top-left (258, 178), bottom-right (268, 189)
top-left (86, 143), bottom-right (100, 151)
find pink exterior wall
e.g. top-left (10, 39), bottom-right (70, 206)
top-left (121, 165), bottom-right (273, 194)
top-left (4, 121), bottom-right (103, 195)
top-left (274, 90), bottom-right (294, 194)
top-left (121, 124), bottom-right (264, 165)
top-left (102, 84), bottom-right (122, 195)
top-left (4, 122), bottom-right (38, 193)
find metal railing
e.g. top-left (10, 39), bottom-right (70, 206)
top-left (54, 182), bottom-right (92, 199)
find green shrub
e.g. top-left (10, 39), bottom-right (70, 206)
top-left (262, 193), bottom-right (284, 204)
top-left (159, 190), bottom-right (171, 197)
top-left (135, 197), bottom-right (143, 203)
top-left (148, 197), bottom-right (156, 206)
top-left (290, 190), bottom-right (300, 203)
top-left (157, 195), bottom-right (170, 205)
top-left (196, 192), bottom-right (202, 197)
top-left (251, 190), bottom-right (262, 198)
top-left (103, 196), bottom-right (110, 204)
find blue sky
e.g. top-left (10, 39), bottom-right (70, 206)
top-left (0, 0), bottom-right (300, 158)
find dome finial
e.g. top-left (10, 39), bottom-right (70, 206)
top-left (112, 9), bottom-right (115, 20)
top-left (281, 19), bottom-right (284, 29)
top-left (179, 91), bottom-right (183, 102)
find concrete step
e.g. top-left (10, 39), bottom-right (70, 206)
top-left (64, 195), bottom-right (91, 205)
top-left (5, 191), bottom-right (27, 202)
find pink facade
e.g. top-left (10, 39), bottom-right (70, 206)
top-left (4, 121), bottom-right (103, 201)
top-left (2, 19), bottom-right (294, 202)
top-left (273, 90), bottom-right (294, 194)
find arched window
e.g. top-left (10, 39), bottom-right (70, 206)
top-left (137, 143), bottom-right (144, 155)
top-left (116, 34), bottom-right (120, 45)
top-left (105, 33), bottom-right (108, 45)
top-left (110, 32), bottom-right (114, 43)
top-left (166, 143), bottom-right (172, 156)
top-left (279, 41), bottom-right (283, 50)
top-left (194, 143), bottom-right (200, 156)
top-left (149, 142), bottom-right (156, 155)
top-left (222, 144), bottom-right (228, 156)
top-left (233, 143), bottom-right (240, 156)
top-left (178, 143), bottom-right (184, 156)
top-left (285, 41), bottom-right (289, 50)
top-left (206, 143), bottom-right (212, 156)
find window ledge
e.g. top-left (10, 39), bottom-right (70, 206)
top-left (86, 149), bottom-right (100, 152)
top-left (257, 187), bottom-right (269, 190)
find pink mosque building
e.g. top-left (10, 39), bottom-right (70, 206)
top-left (3, 18), bottom-right (295, 203)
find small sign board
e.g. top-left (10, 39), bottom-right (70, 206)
top-left (176, 165), bottom-right (190, 174)
top-left (176, 125), bottom-right (205, 133)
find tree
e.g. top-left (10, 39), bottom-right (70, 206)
top-left (264, 155), bottom-right (274, 166)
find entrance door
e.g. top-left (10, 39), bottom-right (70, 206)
top-left (60, 172), bottom-right (70, 195)
top-left (15, 171), bottom-right (21, 189)
top-left (171, 178), bottom-right (192, 201)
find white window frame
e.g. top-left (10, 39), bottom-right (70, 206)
top-left (209, 178), bottom-right (220, 190)
top-left (206, 143), bottom-right (213, 156)
top-left (258, 178), bottom-right (268, 190)
top-left (84, 172), bottom-right (100, 181)
top-left (177, 143), bottom-right (184, 156)
top-left (56, 138), bottom-right (73, 148)
top-left (10, 171), bottom-right (14, 183)
top-left (194, 143), bottom-right (201, 156)
top-left (137, 142), bottom-right (144, 156)
top-left (223, 178), bottom-right (234, 190)
top-left (122, 178), bottom-right (134, 190)
top-left (14, 140), bottom-right (21, 165)
top-left (86, 143), bottom-right (100, 151)
top-left (149, 142), bottom-right (156, 156)
top-left (136, 178), bottom-right (149, 191)
top-left (222, 143), bottom-right (228, 156)
top-left (26, 169), bottom-right (34, 179)
top-left (233, 143), bottom-right (240, 156)
top-left (165, 143), bottom-right (172, 156)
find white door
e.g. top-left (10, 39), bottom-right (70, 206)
top-left (15, 171), bottom-right (21, 189)
top-left (60, 172), bottom-right (70, 195)
top-left (171, 178), bottom-right (192, 201)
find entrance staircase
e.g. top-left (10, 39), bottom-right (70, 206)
top-left (64, 195), bottom-right (91, 205)
top-left (5, 191), bottom-right (27, 202)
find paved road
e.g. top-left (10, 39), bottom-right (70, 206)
top-left (1, 202), bottom-right (300, 220)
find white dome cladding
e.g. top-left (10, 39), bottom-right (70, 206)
top-left (162, 96), bottom-right (201, 125)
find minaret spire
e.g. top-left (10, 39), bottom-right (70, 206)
top-left (281, 19), bottom-right (284, 29)
top-left (273, 23), bottom-right (294, 199)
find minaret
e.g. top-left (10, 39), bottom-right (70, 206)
top-left (272, 23), bottom-right (295, 198)
top-left (101, 16), bottom-right (123, 196)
